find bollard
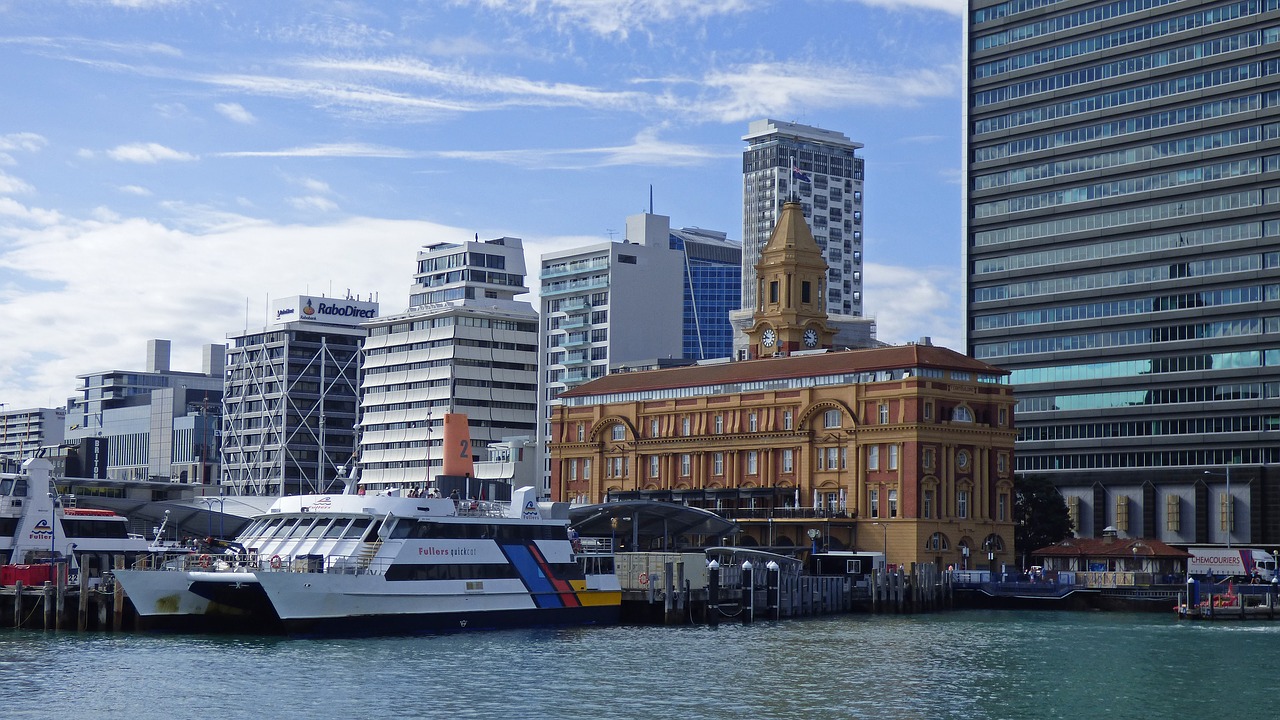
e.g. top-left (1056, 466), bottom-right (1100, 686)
top-left (43, 581), bottom-right (54, 631)
top-left (707, 560), bottom-right (720, 626)
top-left (741, 560), bottom-right (754, 624)
top-left (766, 561), bottom-right (780, 620)
top-left (78, 569), bottom-right (89, 631)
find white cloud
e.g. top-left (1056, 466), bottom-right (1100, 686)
top-left (105, 142), bottom-right (198, 163)
top-left (863, 263), bottom-right (962, 351)
top-left (219, 143), bottom-right (419, 159)
top-left (0, 132), bottom-right (47, 153)
top-left (696, 61), bottom-right (958, 123)
top-left (852, 0), bottom-right (963, 16)
top-left (0, 170), bottom-right (35, 195)
top-left (214, 102), bottom-right (256, 124)
top-left (287, 195), bottom-right (338, 212)
top-left (463, 0), bottom-right (759, 37)
top-left (0, 197), bottom-right (63, 226)
top-left (118, 184), bottom-right (153, 196)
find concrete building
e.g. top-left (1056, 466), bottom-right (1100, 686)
top-left (222, 295), bottom-right (374, 496)
top-left (65, 339), bottom-right (224, 482)
top-left (735, 119), bottom-right (872, 358)
top-left (964, 0), bottom-right (1280, 544)
top-left (552, 202), bottom-right (1017, 570)
top-left (358, 237), bottom-right (538, 490)
top-left (0, 406), bottom-right (65, 471)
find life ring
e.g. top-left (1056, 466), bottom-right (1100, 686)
top-left (198, 554), bottom-right (211, 569)
top-left (269, 554), bottom-right (282, 570)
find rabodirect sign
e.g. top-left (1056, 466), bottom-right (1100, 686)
top-left (272, 296), bottom-right (379, 327)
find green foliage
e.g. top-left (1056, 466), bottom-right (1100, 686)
top-left (1014, 475), bottom-right (1074, 559)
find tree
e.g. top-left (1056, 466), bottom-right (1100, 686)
top-left (1014, 474), bottom-right (1073, 566)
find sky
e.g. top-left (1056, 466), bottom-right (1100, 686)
top-left (0, 0), bottom-right (966, 410)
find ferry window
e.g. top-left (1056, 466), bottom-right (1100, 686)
top-left (306, 519), bottom-right (331, 538)
top-left (0, 479), bottom-right (12, 495)
top-left (62, 519), bottom-right (129, 539)
top-left (0, 518), bottom-right (18, 536)
top-left (288, 519), bottom-right (316, 538)
top-left (324, 519), bottom-right (349, 538)
top-left (389, 520), bottom-right (413, 539)
top-left (344, 518), bottom-right (369, 539)
top-left (266, 519), bottom-right (291, 538)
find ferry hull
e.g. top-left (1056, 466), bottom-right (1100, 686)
top-left (113, 569), bottom-right (283, 633)
top-left (255, 571), bottom-right (621, 637)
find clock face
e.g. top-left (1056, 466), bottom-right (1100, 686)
top-left (761, 328), bottom-right (776, 347)
top-left (803, 328), bottom-right (818, 347)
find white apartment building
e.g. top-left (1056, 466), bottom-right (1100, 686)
top-left (737, 119), bottom-right (871, 356)
top-left (0, 406), bottom-right (65, 470)
top-left (358, 237), bottom-right (539, 489)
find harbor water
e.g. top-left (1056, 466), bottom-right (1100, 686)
top-left (4, 610), bottom-right (1279, 719)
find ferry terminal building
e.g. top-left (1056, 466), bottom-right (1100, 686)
top-left (549, 201), bottom-right (1018, 571)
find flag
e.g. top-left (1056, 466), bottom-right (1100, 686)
top-left (792, 167), bottom-right (811, 183)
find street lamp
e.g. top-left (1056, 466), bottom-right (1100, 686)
top-left (807, 528), bottom-right (821, 556)
top-left (200, 495), bottom-right (226, 538)
top-left (1203, 467), bottom-right (1232, 548)
top-left (871, 521), bottom-right (888, 568)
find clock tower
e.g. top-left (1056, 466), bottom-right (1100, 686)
top-left (746, 200), bottom-right (836, 357)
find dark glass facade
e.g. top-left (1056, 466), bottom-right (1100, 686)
top-left (670, 232), bottom-right (742, 361)
top-left (964, 0), bottom-right (1280, 544)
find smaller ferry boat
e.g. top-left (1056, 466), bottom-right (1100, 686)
top-left (0, 457), bottom-right (153, 585)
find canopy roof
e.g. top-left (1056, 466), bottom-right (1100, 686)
top-left (568, 501), bottom-right (738, 543)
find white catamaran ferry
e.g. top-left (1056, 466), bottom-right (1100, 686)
top-left (1, 458), bottom-right (152, 582)
top-left (113, 485), bottom-right (621, 636)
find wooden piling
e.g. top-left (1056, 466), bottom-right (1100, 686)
top-left (43, 581), bottom-right (53, 630)
top-left (13, 580), bottom-right (22, 628)
top-left (112, 578), bottom-right (124, 632)
top-left (77, 570), bottom-right (89, 631)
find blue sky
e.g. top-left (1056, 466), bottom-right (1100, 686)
top-left (0, 0), bottom-right (964, 410)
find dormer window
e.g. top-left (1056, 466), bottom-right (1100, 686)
top-left (952, 406), bottom-right (974, 423)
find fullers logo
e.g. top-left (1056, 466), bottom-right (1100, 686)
top-left (522, 500), bottom-right (539, 519)
top-left (29, 518), bottom-right (54, 540)
top-left (307, 496), bottom-right (332, 512)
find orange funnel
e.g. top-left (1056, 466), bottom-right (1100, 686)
top-left (441, 413), bottom-right (475, 477)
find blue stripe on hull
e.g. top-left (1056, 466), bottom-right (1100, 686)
top-left (501, 543), bottom-right (561, 608)
top-left (280, 605), bottom-right (620, 638)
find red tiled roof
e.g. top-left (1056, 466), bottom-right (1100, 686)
top-left (1032, 537), bottom-right (1191, 559)
top-left (560, 343), bottom-right (1008, 398)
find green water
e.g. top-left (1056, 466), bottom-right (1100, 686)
top-left (2, 610), bottom-right (1276, 719)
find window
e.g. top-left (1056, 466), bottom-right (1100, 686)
top-left (782, 449), bottom-right (794, 473)
top-left (802, 281), bottom-right (812, 303)
top-left (889, 489), bottom-right (898, 518)
top-left (569, 461), bottom-right (577, 481)
top-left (926, 532), bottom-right (949, 551)
top-left (825, 447), bottom-right (838, 470)
top-left (583, 459), bottom-right (590, 479)
top-left (952, 406), bottom-right (974, 423)
top-left (608, 457), bottom-right (625, 478)
top-left (714, 414), bottom-right (723, 434)
top-left (923, 489), bottom-right (934, 519)
top-left (769, 281), bottom-right (779, 303)
top-left (869, 489), bottom-right (879, 518)
top-left (923, 447), bottom-right (935, 469)
top-left (783, 410), bottom-right (793, 430)
top-left (680, 454), bottom-right (691, 476)
top-left (749, 413), bottom-right (758, 432)
top-left (1166, 495), bottom-right (1181, 532)
top-left (878, 404), bottom-right (889, 424)
top-left (713, 452), bottom-right (724, 476)
top-left (958, 489), bottom-right (970, 519)
top-left (1115, 495), bottom-right (1129, 532)
top-left (650, 419), bottom-right (660, 437)
top-left (888, 445), bottom-right (899, 470)
top-left (956, 450), bottom-right (970, 471)
top-left (746, 451), bottom-right (758, 475)
top-left (998, 407), bottom-right (1008, 426)
top-left (868, 445), bottom-right (879, 470)
top-left (576, 423), bottom-right (585, 441)
top-left (649, 456), bottom-right (660, 478)
top-left (611, 424), bottom-right (625, 441)
top-left (681, 417), bottom-right (691, 436)
top-left (823, 409), bottom-right (841, 428)
top-left (997, 453), bottom-right (1008, 473)
top-left (998, 493), bottom-right (1008, 521)
top-left (924, 402), bottom-right (933, 421)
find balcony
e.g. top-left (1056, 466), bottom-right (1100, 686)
top-left (543, 276), bottom-right (609, 297)
top-left (541, 258), bottom-right (610, 280)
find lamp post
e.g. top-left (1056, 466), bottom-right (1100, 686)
top-left (200, 495), bottom-right (226, 539)
top-left (1203, 467), bottom-right (1232, 548)
top-left (871, 521), bottom-right (888, 569)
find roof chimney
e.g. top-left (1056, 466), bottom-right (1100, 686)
top-left (1101, 526), bottom-right (1118, 544)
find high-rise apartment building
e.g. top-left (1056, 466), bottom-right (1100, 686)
top-left (358, 237), bottom-right (539, 489)
top-left (964, 0), bottom-right (1280, 544)
top-left (0, 406), bottom-right (65, 470)
top-left (222, 296), bottom-right (373, 495)
top-left (741, 119), bottom-right (866, 317)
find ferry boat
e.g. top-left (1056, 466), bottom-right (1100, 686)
top-left (113, 486), bottom-right (621, 635)
top-left (113, 414), bottom-right (620, 635)
top-left (0, 457), bottom-right (153, 584)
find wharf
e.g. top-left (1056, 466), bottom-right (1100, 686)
top-left (614, 549), bottom-right (953, 624)
top-left (1, 574), bottom-right (132, 631)
top-left (1176, 582), bottom-right (1280, 620)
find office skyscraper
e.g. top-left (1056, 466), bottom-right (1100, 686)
top-left (964, 0), bottom-right (1280, 545)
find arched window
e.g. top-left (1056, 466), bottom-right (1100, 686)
top-left (926, 532), bottom-right (950, 551)
top-left (952, 406), bottom-right (974, 423)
